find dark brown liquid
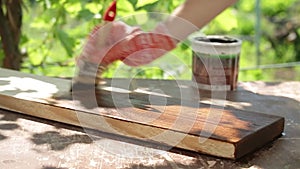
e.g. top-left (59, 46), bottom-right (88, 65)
top-left (194, 37), bottom-right (238, 43)
top-left (192, 52), bottom-right (239, 90)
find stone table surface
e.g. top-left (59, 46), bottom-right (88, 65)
top-left (0, 81), bottom-right (299, 169)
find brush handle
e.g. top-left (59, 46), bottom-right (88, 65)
top-left (94, 0), bottom-right (117, 85)
top-left (103, 0), bottom-right (116, 22)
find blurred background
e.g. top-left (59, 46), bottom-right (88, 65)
top-left (0, 0), bottom-right (299, 81)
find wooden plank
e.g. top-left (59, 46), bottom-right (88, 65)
top-left (0, 68), bottom-right (284, 159)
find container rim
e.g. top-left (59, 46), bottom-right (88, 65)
top-left (191, 35), bottom-right (242, 47)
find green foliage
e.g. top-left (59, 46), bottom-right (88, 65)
top-left (204, 8), bottom-right (238, 34)
top-left (55, 29), bottom-right (75, 57)
top-left (239, 69), bottom-right (264, 81)
top-left (20, 0), bottom-right (105, 76)
top-left (204, 0), bottom-right (300, 81)
top-left (6, 0), bottom-right (299, 81)
top-left (261, 0), bottom-right (296, 17)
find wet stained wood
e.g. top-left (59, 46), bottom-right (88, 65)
top-left (0, 68), bottom-right (284, 159)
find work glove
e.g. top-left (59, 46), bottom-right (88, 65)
top-left (74, 21), bottom-right (178, 87)
top-left (74, 21), bottom-right (140, 85)
top-left (77, 21), bottom-right (178, 68)
top-left (78, 21), bottom-right (140, 65)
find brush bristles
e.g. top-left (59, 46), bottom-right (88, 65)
top-left (72, 61), bottom-right (107, 90)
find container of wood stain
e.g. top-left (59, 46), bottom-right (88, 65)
top-left (191, 36), bottom-right (242, 91)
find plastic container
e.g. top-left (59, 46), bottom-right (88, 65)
top-left (191, 35), bottom-right (242, 91)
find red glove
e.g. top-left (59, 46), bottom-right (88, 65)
top-left (78, 21), bottom-right (141, 65)
top-left (77, 21), bottom-right (177, 67)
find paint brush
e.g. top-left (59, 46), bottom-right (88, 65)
top-left (72, 1), bottom-right (117, 91)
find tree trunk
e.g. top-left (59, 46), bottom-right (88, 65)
top-left (0, 0), bottom-right (22, 70)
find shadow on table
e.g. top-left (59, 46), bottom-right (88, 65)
top-left (0, 110), bottom-right (20, 141)
top-left (0, 108), bottom-right (97, 151)
top-left (31, 131), bottom-right (93, 151)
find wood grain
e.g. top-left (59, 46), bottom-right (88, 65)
top-left (0, 68), bottom-right (284, 159)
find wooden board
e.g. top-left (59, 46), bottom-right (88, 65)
top-left (0, 68), bottom-right (284, 159)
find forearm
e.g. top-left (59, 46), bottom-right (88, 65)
top-left (164, 0), bottom-right (238, 40)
